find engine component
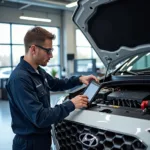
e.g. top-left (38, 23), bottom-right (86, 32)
top-left (141, 100), bottom-right (150, 110)
top-left (106, 91), bottom-right (150, 108)
top-left (97, 89), bottom-right (112, 100)
top-left (107, 91), bottom-right (150, 102)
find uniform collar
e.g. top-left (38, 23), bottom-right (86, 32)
top-left (20, 56), bottom-right (46, 76)
top-left (20, 56), bottom-right (38, 74)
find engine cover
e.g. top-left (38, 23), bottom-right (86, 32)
top-left (107, 91), bottom-right (150, 102)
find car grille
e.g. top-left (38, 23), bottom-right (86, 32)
top-left (55, 120), bottom-right (147, 150)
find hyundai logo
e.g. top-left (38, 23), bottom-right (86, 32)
top-left (79, 133), bottom-right (99, 147)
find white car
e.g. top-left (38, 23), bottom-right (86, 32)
top-left (52, 0), bottom-right (150, 150)
top-left (0, 68), bottom-right (12, 79)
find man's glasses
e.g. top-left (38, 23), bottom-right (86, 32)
top-left (29, 45), bottom-right (53, 54)
top-left (35, 45), bottom-right (54, 54)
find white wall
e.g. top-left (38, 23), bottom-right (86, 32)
top-left (0, 6), bottom-right (61, 27)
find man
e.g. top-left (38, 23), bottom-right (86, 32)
top-left (6, 27), bottom-right (98, 150)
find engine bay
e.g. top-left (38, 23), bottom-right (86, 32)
top-left (94, 86), bottom-right (150, 109)
top-left (68, 81), bottom-right (150, 120)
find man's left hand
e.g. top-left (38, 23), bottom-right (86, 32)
top-left (79, 75), bottom-right (99, 85)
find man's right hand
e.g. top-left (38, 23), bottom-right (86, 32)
top-left (71, 95), bottom-right (88, 109)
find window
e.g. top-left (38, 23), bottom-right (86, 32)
top-left (12, 24), bottom-right (34, 44)
top-left (117, 52), bottom-right (150, 73)
top-left (0, 67), bottom-right (12, 78)
top-left (40, 26), bottom-right (59, 45)
top-left (76, 47), bottom-right (92, 59)
top-left (39, 26), bottom-right (60, 76)
top-left (0, 23), bottom-right (60, 78)
top-left (76, 29), bottom-right (105, 71)
top-left (0, 45), bottom-right (11, 67)
top-left (12, 45), bottom-right (25, 66)
top-left (132, 53), bottom-right (150, 70)
top-left (0, 23), bottom-right (10, 44)
top-left (76, 29), bottom-right (90, 47)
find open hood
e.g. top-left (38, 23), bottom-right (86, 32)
top-left (73, 0), bottom-right (150, 68)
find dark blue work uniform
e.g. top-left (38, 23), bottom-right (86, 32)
top-left (6, 57), bottom-right (82, 150)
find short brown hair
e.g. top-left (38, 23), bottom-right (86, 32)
top-left (24, 26), bottom-right (55, 53)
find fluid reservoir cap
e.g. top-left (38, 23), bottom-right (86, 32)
top-left (141, 100), bottom-right (148, 110)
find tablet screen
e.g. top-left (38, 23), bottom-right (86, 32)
top-left (83, 81), bottom-right (100, 103)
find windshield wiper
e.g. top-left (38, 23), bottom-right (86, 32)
top-left (137, 71), bottom-right (150, 75)
top-left (118, 70), bottom-right (138, 75)
top-left (118, 70), bottom-right (150, 75)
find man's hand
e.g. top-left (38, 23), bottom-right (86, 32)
top-left (71, 95), bottom-right (88, 109)
top-left (79, 74), bottom-right (99, 85)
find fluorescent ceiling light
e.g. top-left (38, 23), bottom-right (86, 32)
top-left (66, 1), bottom-right (77, 8)
top-left (20, 16), bottom-right (51, 22)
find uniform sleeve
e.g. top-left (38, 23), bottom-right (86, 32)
top-left (7, 76), bottom-right (75, 128)
top-left (46, 73), bottom-right (82, 91)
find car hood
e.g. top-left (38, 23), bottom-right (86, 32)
top-left (73, 0), bottom-right (150, 68)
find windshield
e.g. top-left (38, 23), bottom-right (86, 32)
top-left (116, 52), bottom-right (150, 74)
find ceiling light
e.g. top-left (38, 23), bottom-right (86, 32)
top-left (66, 1), bottom-right (77, 8)
top-left (19, 16), bottom-right (51, 23)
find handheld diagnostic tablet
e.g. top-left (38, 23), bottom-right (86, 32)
top-left (83, 80), bottom-right (100, 103)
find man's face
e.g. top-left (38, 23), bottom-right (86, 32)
top-left (34, 39), bottom-right (53, 66)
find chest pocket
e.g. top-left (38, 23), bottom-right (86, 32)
top-left (36, 84), bottom-right (47, 98)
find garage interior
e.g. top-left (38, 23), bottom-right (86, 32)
top-left (1, 0), bottom-right (150, 150)
top-left (0, 0), bottom-right (104, 150)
